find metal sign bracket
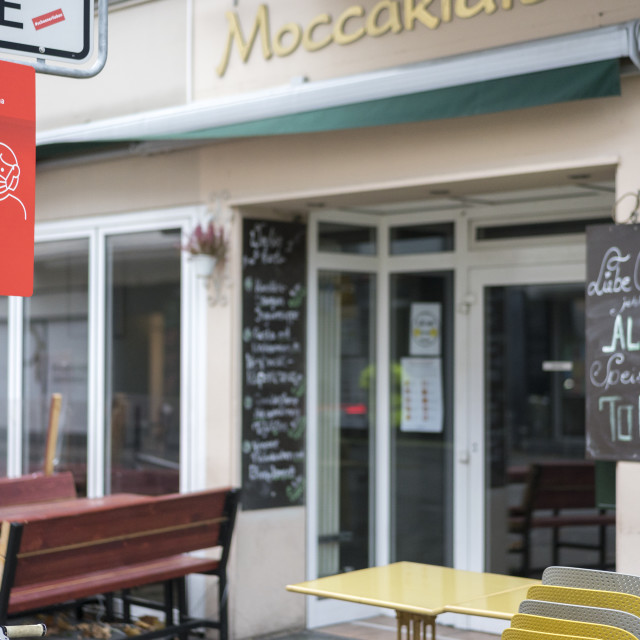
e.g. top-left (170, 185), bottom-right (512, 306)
top-left (28, 0), bottom-right (107, 79)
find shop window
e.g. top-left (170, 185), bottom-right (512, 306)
top-left (389, 223), bottom-right (454, 255)
top-left (475, 216), bottom-right (610, 241)
top-left (105, 229), bottom-right (181, 495)
top-left (23, 239), bottom-right (89, 491)
top-left (318, 222), bottom-right (377, 255)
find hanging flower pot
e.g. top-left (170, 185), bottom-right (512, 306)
top-left (181, 220), bottom-right (228, 266)
top-left (191, 254), bottom-right (217, 278)
top-left (181, 220), bottom-right (229, 304)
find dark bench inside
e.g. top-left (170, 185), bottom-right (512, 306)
top-left (0, 472), bottom-right (77, 507)
top-left (508, 461), bottom-right (614, 577)
top-left (0, 487), bottom-right (240, 640)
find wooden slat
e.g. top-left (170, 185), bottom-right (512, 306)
top-left (0, 472), bottom-right (76, 507)
top-left (10, 489), bottom-right (230, 588)
top-left (8, 554), bottom-right (220, 614)
top-left (17, 488), bottom-right (228, 551)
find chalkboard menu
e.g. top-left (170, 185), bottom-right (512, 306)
top-left (241, 219), bottom-right (307, 510)
top-left (586, 223), bottom-right (640, 461)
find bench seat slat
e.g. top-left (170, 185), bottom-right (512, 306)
top-left (8, 554), bottom-right (220, 614)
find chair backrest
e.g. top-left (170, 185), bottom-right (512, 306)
top-left (512, 613), bottom-right (637, 640)
top-left (503, 627), bottom-right (598, 640)
top-left (527, 585), bottom-right (640, 618)
top-left (518, 600), bottom-right (640, 639)
top-left (543, 568), bottom-right (640, 597)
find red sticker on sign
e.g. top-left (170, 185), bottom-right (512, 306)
top-left (0, 60), bottom-right (35, 297)
top-left (33, 9), bottom-right (66, 31)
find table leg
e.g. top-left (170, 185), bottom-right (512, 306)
top-left (396, 611), bottom-right (437, 640)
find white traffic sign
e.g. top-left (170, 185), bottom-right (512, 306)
top-left (0, 0), bottom-right (93, 64)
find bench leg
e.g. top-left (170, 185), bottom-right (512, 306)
top-left (122, 588), bottom-right (132, 623)
top-left (176, 578), bottom-right (188, 623)
top-left (164, 581), bottom-right (175, 627)
top-left (521, 531), bottom-right (530, 577)
top-left (219, 573), bottom-right (228, 640)
top-left (599, 523), bottom-right (607, 568)
top-left (552, 526), bottom-right (560, 566)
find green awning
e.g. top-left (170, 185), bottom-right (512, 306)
top-left (172, 59), bottom-right (620, 140)
top-left (37, 59), bottom-right (620, 162)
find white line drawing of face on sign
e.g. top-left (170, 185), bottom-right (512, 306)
top-left (0, 143), bottom-right (26, 220)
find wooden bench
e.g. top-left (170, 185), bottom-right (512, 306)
top-left (0, 487), bottom-right (240, 640)
top-left (0, 472), bottom-right (77, 507)
top-left (509, 461), bottom-right (614, 577)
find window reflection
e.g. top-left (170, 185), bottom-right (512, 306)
top-left (485, 283), bottom-right (615, 576)
top-left (23, 239), bottom-right (89, 492)
top-left (106, 229), bottom-right (181, 495)
top-left (390, 272), bottom-right (454, 566)
top-left (317, 272), bottom-right (376, 576)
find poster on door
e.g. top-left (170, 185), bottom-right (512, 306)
top-left (400, 357), bottom-right (443, 433)
top-left (409, 303), bottom-right (441, 356)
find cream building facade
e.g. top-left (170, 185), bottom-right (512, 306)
top-left (9, 0), bottom-right (640, 637)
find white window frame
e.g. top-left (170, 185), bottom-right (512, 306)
top-left (6, 205), bottom-right (206, 495)
top-left (306, 200), bottom-right (598, 629)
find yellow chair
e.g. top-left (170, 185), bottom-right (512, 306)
top-left (503, 628), bottom-right (599, 640)
top-left (518, 599), bottom-right (640, 639)
top-left (527, 585), bottom-right (640, 618)
top-left (543, 568), bottom-right (640, 597)
top-left (511, 613), bottom-right (637, 640)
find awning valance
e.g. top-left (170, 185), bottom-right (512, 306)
top-left (169, 60), bottom-right (620, 140)
top-left (37, 20), bottom-right (634, 162)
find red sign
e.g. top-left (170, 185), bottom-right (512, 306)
top-left (33, 9), bottom-right (67, 31)
top-left (0, 60), bottom-right (35, 297)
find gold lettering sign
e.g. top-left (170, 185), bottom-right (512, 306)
top-left (217, 0), bottom-right (548, 77)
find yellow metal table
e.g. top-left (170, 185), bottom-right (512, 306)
top-left (286, 562), bottom-right (539, 640)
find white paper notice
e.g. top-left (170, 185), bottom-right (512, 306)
top-left (409, 303), bottom-right (441, 356)
top-left (400, 357), bottom-right (443, 433)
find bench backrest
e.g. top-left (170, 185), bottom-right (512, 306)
top-left (524, 462), bottom-right (597, 512)
top-left (0, 472), bottom-right (77, 507)
top-left (1, 487), bottom-right (240, 590)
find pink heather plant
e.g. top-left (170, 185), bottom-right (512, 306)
top-left (182, 221), bottom-right (228, 262)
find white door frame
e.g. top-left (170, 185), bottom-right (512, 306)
top-left (306, 209), bottom-right (458, 626)
top-left (462, 261), bottom-right (585, 634)
top-left (306, 211), bottom-right (384, 627)
top-left (306, 202), bottom-right (592, 629)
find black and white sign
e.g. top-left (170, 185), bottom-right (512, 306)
top-left (0, 0), bottom-right (93, 63)
top-left (586, 223), bottom-right (640, 461)
top-left (241, 219), bottom-right (306, 510)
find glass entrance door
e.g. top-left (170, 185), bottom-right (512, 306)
top-left (308, 214), bottom-right (455, 626)
top-left (316, 271), bottom-right (376, 578)
top-left (389, 272), bottom-right (454, 566)
top-left (468, 265), bottom-right (615, 582)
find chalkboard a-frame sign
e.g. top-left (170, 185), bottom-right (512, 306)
top-left (586, 223), bottom-right (640, 461)
top-left (241, 219), bottom-right (307, 510)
